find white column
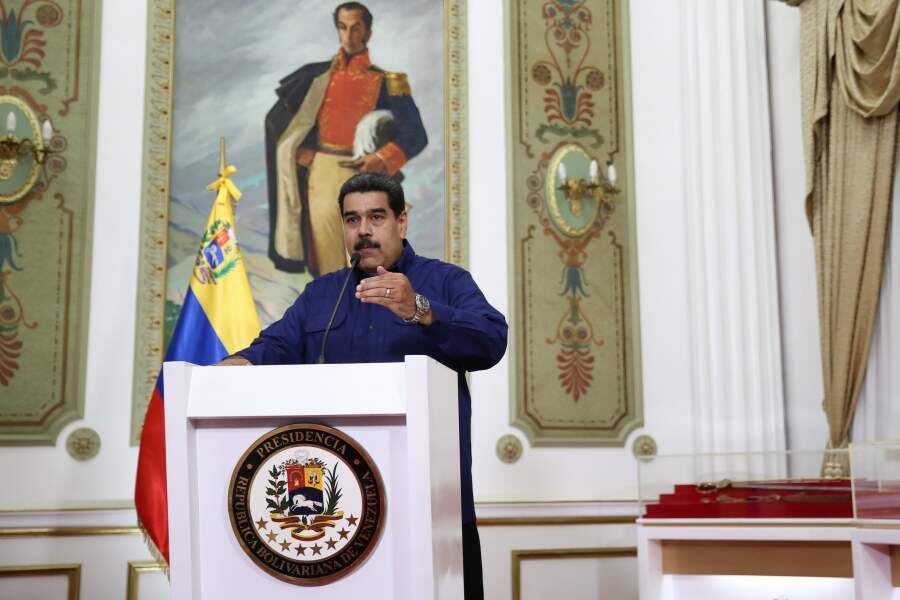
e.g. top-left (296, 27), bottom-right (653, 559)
top-left (678, 0), bottom-right (786, 460)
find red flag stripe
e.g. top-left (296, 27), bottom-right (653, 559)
top-left (134, 383), bottom-right (169, 562)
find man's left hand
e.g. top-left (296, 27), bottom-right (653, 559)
top-left (356, 153), bottom-right (388, 173)
top-left (355, 266), bottom-right (432, 325)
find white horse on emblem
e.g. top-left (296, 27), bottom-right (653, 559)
top-left (291, 494), bottom-right (323, 511)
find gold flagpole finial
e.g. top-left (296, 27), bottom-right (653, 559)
top-left (218, 137), bottom-right (226, 174)
top-left (207, 136), bottom-right (242, 203)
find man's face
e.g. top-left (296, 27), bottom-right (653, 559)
top-left (336, 8), bottom-right (370, 55)
top-left (342, 190), bottom-right (406, 272)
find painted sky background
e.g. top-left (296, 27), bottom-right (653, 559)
top-left (167, 0), bottom-right (445, 326)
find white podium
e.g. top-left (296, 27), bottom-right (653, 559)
top-left (163, 355), bottom-right (463, 599)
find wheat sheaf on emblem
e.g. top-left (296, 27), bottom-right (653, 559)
top-left (266, 455), bottom-right (344, 542)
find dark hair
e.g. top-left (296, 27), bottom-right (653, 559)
top-left (333, 2), bottom-right (373, 31)
top-left (338, 172), bottom-right (405, 217)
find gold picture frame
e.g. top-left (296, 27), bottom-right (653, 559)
top-left (0, 563), bottom-right (82, 600)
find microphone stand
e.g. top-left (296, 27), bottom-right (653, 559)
top-left (317, 252), bottom-right (361, 364)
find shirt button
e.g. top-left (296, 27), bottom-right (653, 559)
top-left (368, 325), bottom-right (375, 332)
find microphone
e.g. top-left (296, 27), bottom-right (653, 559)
top-left (317, 252), bottom-right (361, 364)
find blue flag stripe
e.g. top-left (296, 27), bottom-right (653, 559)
top-left (165, 287), bottom-right (228, 363)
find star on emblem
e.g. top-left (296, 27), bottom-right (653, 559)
top-left (338, 527), bottom-right (350, 540)
top-left (326, 537), bottom-right (338, 550)
top-left (311, 543), bottom-right (323, 556)
top-left (266, 531), bottom-right (278, 543)
top-left (345, 514), bottom-right (359, 527)
top-left (255, 517), bottom-right (268, 530)
top-left (296, 544), bottom-right (308, 556)
top-left (279, 539), bottom-right (292, 551)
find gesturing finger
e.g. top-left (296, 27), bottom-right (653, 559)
top-left (357, 274), bottom-right (388, 290)
top-left (356, 276), bottom-right (400, 296)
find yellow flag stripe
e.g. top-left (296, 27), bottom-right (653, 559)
top-left (189, 166), bottom-right (260, 354)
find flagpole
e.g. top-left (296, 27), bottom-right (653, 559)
top-left (217, 137), bottom-right (235, 210)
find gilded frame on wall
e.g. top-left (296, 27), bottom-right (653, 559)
top-left (130, 0), bottom-right (469, 442)
top-left (508, 0), bottom-right (642, 446)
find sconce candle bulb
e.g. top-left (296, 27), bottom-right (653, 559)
top-left (41, 119), bottom-right (53, 144)
top-left (589, 159), bottom-right (599, 184)
top-left (607, 163), bottom-right (617, 186)
top-left (557, 162), bottom-right (567, 184)
top-left (0, 95), bottom-right (62, 197)
top-left (0, 109), bottom-right (59, 184)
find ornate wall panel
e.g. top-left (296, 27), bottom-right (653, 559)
top-left (509, 0), bottom-right (641, 446)
top-left (0, 0), bottom-right (100, 444)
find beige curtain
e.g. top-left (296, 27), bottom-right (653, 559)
top-left (790, 0), bottom-right (900, 472)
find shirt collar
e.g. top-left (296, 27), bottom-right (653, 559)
top-left (335, 48), bottom-right (371, 71)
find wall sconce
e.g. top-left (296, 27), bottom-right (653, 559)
top-left (0, 112), bottom-right (53, 180)
top-left (546, 144), bottom-right (619, 238)
top-left (556, 159), bottom-right (618, 217)
top-left (0, 95), bottom-right (59, 205)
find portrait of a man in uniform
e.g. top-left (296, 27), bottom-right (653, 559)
top-left (265, 1), bottom-right (429, 277)
top-left (165, 0), bottom-right (445, 328)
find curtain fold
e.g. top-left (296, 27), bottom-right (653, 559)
top-left (791, 0), bottom-right (899, 469)
top-left (835, 0), bottom-right (900, 117)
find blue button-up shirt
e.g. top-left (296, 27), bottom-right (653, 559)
top-left (236, 242), bottom-right (508, 524)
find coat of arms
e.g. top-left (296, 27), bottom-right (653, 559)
top-left (267, 454), bottom-right (344, 541)
top-left (227, 423), bottom-right (386, 586)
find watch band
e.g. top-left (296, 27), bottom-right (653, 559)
top-left (403, 293), bottom-right (430, 324)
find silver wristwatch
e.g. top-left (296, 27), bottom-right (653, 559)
top-left (403, 293), bottom-right (431, 324)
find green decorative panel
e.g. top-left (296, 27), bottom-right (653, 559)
top-left (509, 0), bottom-right (641, 446)
top-left (0, 0), bottom-right (100, 444)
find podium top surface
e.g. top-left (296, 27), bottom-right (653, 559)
top-left (164, 356), bottom-right (443, 420)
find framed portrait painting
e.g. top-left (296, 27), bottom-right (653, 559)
top-left (130, 0), bottom-right (467, 441)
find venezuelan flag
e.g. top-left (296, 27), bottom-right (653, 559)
top-left (135, 164), bottom-right (260, 563)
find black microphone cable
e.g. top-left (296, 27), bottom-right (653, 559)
top-left (317, 252), bottom-right (361, 364)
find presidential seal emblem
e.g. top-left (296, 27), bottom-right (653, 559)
top-left (227, 423), bottom-right (386, 586)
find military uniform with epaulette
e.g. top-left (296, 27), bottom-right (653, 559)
top-left (265, 48), bottom-right (428, 276)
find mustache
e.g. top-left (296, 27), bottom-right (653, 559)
top-left (354, 238), bottom-right (381, 250)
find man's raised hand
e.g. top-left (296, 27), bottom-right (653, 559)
top-left (355, 266), bottom-right (419, 320)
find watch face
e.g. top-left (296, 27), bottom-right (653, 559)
top-left (416, 294), bottom-right (430, 312)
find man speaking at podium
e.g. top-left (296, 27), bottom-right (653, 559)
top-left (220, 172), bottom-right (508, 599)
